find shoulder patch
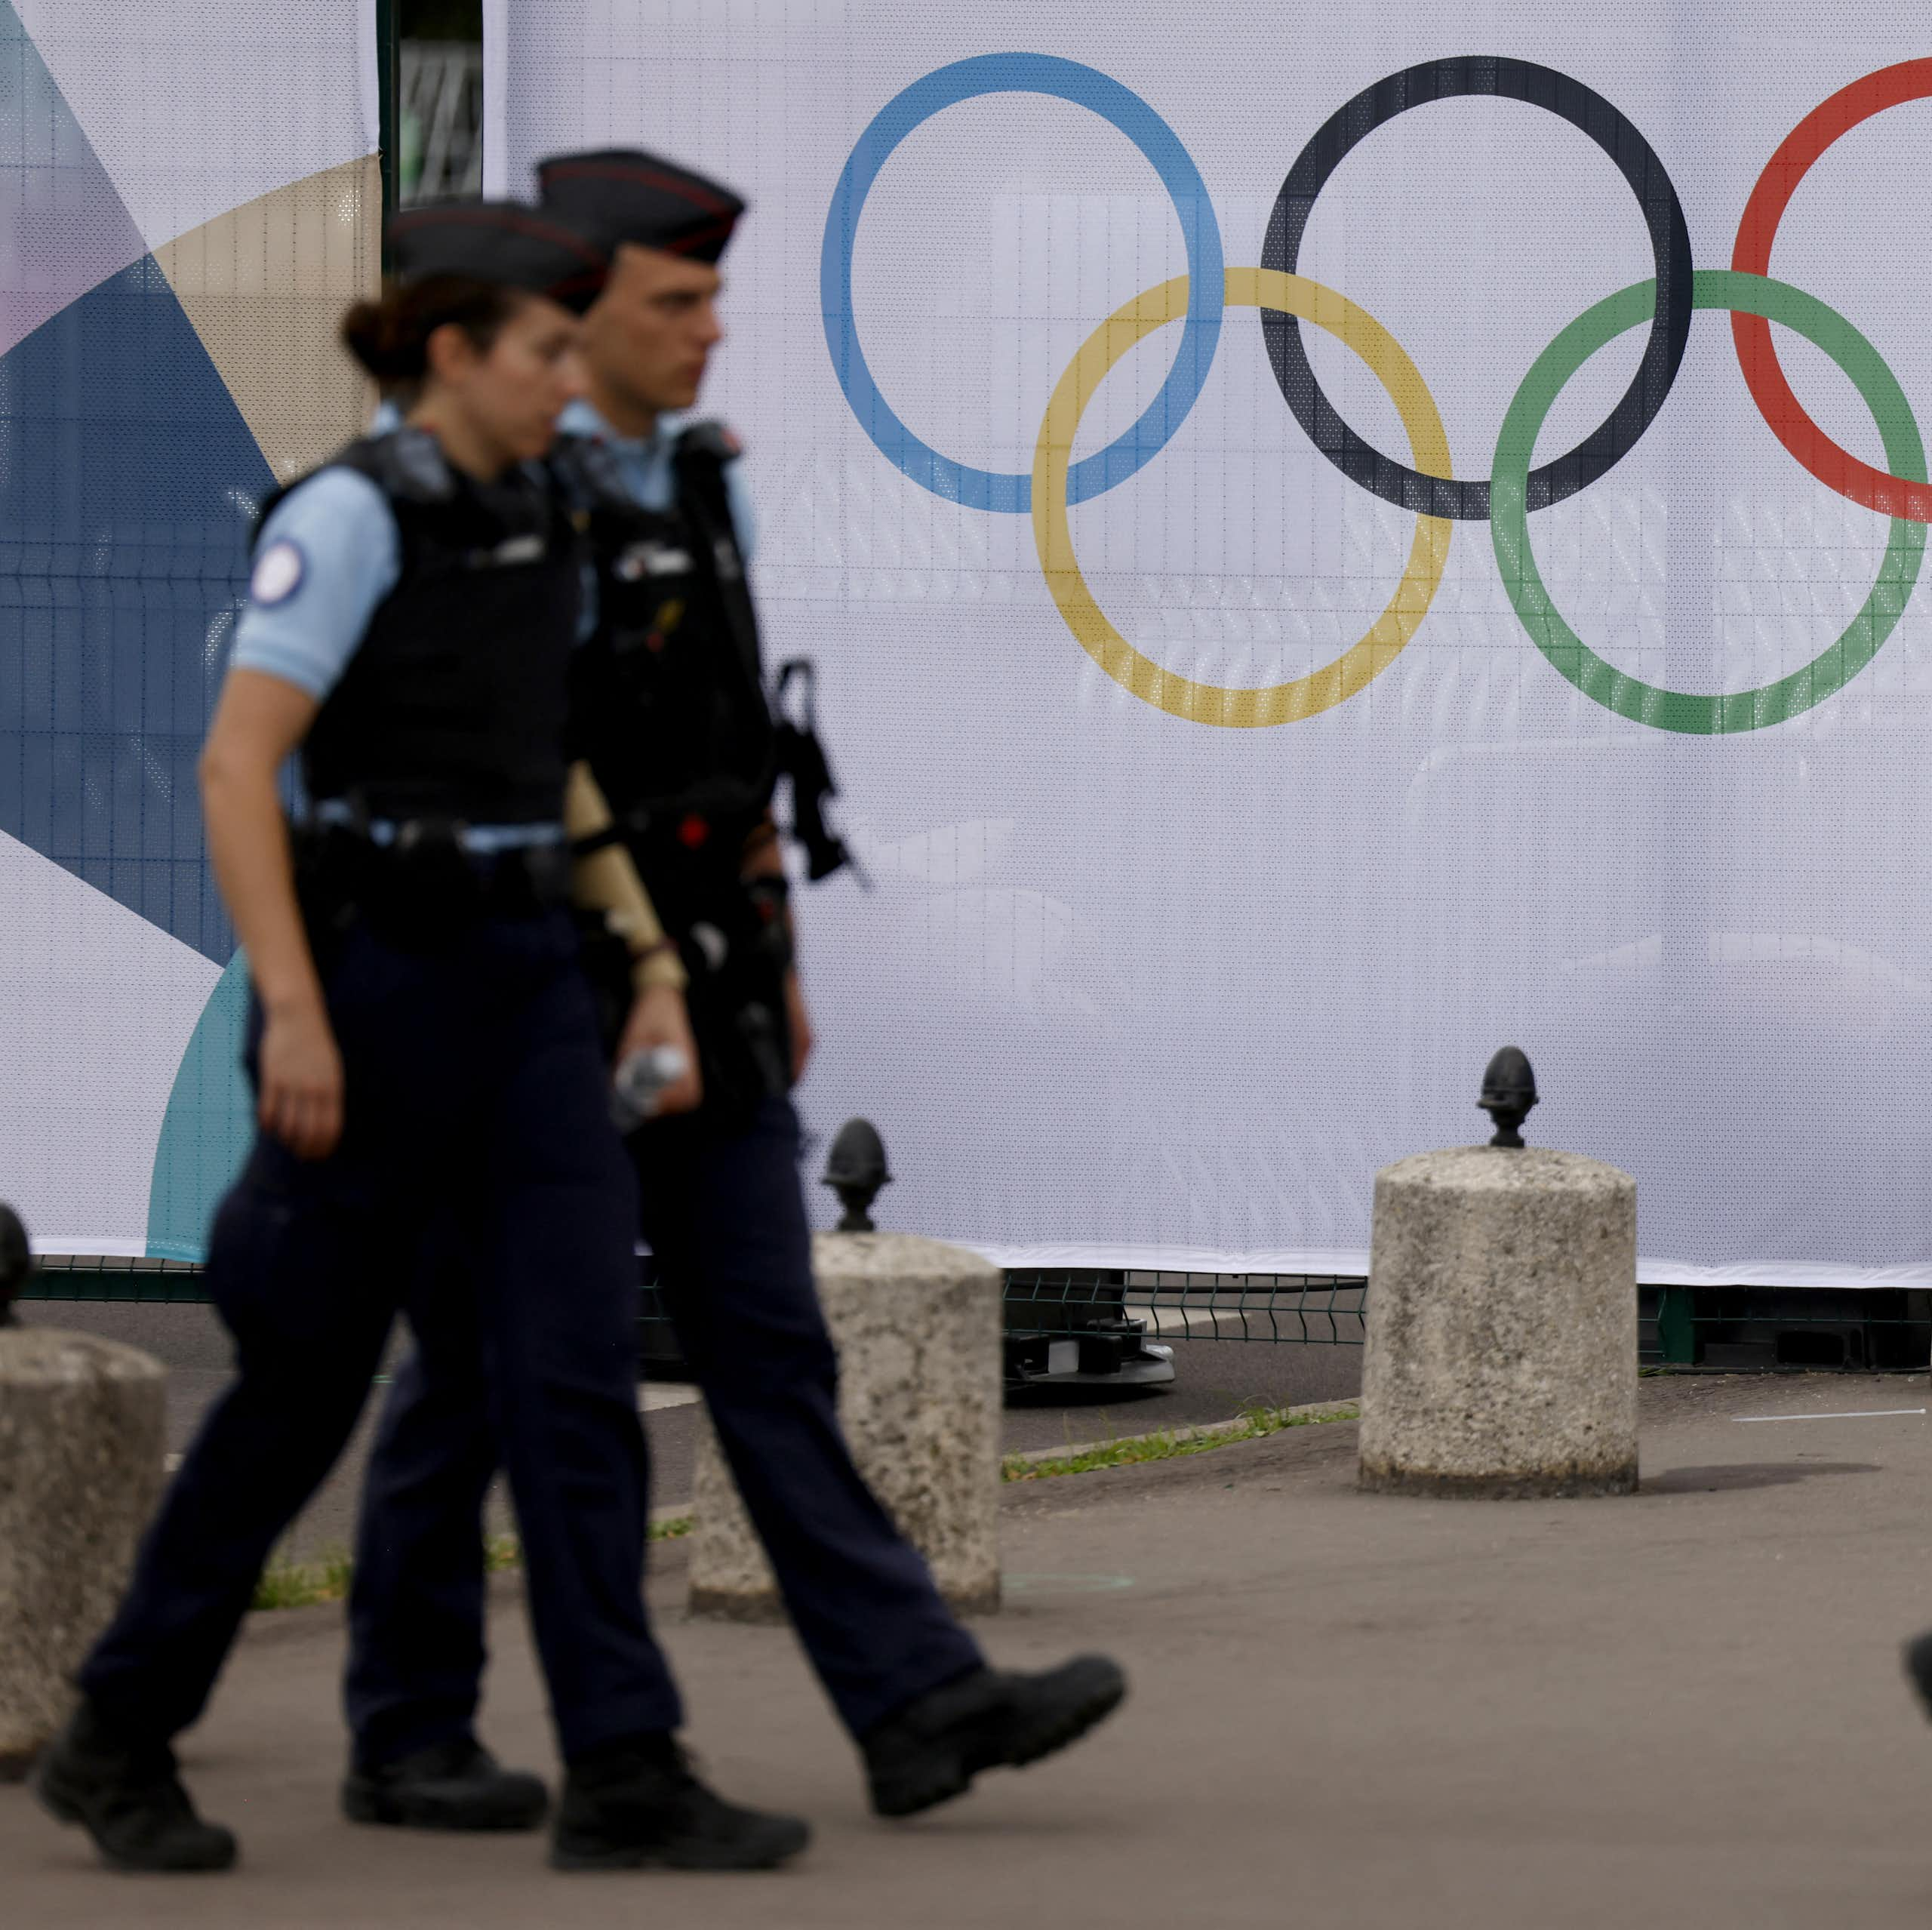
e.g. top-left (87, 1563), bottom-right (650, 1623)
top-left (249, 539), bottom-right (306, 607)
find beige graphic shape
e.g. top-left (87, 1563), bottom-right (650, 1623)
top-left (155, 154), bottom-right (380, 483)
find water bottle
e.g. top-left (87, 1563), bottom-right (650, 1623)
top-left (611, 1044), bottom-right (691, 1133)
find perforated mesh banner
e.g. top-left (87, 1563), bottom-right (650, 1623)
top-left (487, 1), bottom-right (1932, 1287)
top-left (0, 2), bottom-right (377, 1254)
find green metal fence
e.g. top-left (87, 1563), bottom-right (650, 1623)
top-left (1642, 1285), bottom-right (1932, 1371)
top-left (1002, 1270), bottom-right (1367, 1345)
top-left (23, 1257), bottom-right (210, 1304)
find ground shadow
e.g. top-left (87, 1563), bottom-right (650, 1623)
top-left (1003, 1383), bottom-right (1173, 1411)
top-left (1641, 1461), bottom-right (1881, 1494)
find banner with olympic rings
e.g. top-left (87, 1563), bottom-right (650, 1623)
top-left (493, 2), bottom-right (1932, 1287)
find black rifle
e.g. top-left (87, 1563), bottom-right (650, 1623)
top-left (771, 660), bottom-right (866, 887)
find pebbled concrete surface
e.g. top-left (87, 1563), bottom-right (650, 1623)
top-left (0, 1329), bottom-right (164, 1765)
top-left (1361, 1146), bottom-right (1637, 1495)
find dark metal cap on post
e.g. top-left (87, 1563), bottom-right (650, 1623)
top-left (822, 1119), bottom-right (891, 1233)
top-left (0, 1204), bottom-right (30, 1327)
top-left (1478, 1047), bottom-right (1537, 1149)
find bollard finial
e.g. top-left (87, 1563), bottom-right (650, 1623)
top-left (822, 1119), bottom-right (891, 1232)
top-left (0, 1204), bottom-right (29, 1327)
top-left (1478, 1047), bottom-right (1537, 1149)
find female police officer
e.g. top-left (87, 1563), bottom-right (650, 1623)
top-left (31, 202), bottom-right (807, 1876)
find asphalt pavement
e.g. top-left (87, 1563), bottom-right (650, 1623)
top-left (21, 1297), bottom-right (1361, 1560)
top-left (8, 1372), bottom-right (1932, 1927)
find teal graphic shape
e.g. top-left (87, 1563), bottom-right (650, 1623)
top-left (145, 953), bottom-right (252, 1261)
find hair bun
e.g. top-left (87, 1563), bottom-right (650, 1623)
top-left (339, 277), bottom-right (522, 386)
top-left (340, 297), bottom-right (415, 382)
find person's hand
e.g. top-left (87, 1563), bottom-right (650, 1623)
top-left (617, 980), bottom-right (703, 1117)
top-left (783, 968), bottom-right (813, 1085)
top-left (258, 998), bottom-right (344, 1159)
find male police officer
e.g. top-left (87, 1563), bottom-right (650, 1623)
top-left (342, 150), bottom-right (1126, 1833)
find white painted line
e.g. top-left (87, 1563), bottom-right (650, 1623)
top-left (1733, 1408), bottom-right (1925, 1424)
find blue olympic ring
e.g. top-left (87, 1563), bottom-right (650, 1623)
top-left (820, 52), bottom-right (1225, 513)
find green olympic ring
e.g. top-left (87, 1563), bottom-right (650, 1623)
top-left (1492, 268), bottom-right (1926, 734)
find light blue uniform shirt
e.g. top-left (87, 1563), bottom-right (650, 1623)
top-left (231, 467), bottom-right (401, 702)
top-left (357, 396), bottom-right (755, 543)
top-left (363, 397), bottom-right (757, 543)
top-left (555, 397), bottom-right (757, 560)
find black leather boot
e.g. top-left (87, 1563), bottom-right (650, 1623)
top-left (550, 1735), bottom-right (809, 1871)
top-left (343, 1737), bottom-right (549, 1830)
top-left (32, 1701), bottom-right (238, 1873)
top-left (863, 1654), bottom-right (1128, 1818)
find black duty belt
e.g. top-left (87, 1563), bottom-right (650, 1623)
top-left (294, 818), bottom-right (573, 945)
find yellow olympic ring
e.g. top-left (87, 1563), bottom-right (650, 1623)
top-left (1032, 267), bottom-right (1454, 728)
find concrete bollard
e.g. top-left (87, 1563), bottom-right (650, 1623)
top-left (1358, 1140), bottom-right (1638, 1499)
top-left (689, 1230), bottom-right (1003, 1620)
top-left (0, 1327), bottom-right (167, 1774)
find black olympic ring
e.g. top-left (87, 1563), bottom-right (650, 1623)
top-left (1259, 55), bottom-right (1694, 521)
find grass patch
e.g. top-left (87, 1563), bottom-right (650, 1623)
top-left (251, 1547), bottom-right (354, 1611)
top-left (1001, 1399), bottom-right (1358, 1483)
top-left (250, 1519), bottom-right (694, 1612)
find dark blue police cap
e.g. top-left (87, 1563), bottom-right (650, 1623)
top-left (385, 199), bottom-right (610, 313)
top-left (536, 149), bottom-right (745, 264)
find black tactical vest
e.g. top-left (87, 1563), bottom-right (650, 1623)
top-left (560, 423), bottom-right (795, 1121)
top-left (257, 429), bottom-right (583, 827)
top-left (560, 422), bottom-right (775, 874)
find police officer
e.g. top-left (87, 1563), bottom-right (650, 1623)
top-left (32, 202), bottom-right (807, 1876)
top-left (342, 152), bottom-right (1126, 1831)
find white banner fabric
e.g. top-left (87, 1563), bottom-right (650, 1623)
top-left (491, 2), bottom-right (1932, 1285)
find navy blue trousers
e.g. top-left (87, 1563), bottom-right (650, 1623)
top-left (344, 1094), bottom-right (982, 1765)
top-left (80, 911), bottom-right (684, 1758)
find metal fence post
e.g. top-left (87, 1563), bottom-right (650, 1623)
top-left (1657, 1287), bottom-right (1697, 1366)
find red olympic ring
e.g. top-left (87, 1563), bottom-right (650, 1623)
top-left (1732, 58), bottom-right (1932, 522)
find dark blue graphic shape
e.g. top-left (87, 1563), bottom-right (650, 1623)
top-left (0, 251), bottom-right (271, 961)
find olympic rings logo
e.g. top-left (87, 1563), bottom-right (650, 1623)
top-left (820, 52), bottom-right (1932, 732)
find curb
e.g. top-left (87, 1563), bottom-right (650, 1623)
top-left (652, 1400), bottom-right (1361, 1524)
top-left (1001, 1397), bottom-right (1360, 1470)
